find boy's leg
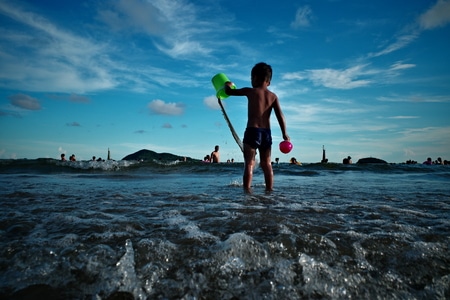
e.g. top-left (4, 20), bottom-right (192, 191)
top-left (243, 144), bottom-right (256, 192)
top-left (259, 147), bottom-right (273, 191)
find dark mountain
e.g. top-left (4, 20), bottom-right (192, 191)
top-left (357, 157), bottom-right (387, 164)
top-left (122, 149), bottom-right (198, 162)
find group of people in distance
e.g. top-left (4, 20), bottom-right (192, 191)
top-left (423, 157), bottom-right (448, 165)
top-left (92, 156), bottom-right (105, 162)
top-left (405, 157), bottom-right (448, 165)
top-left (342, 156), bottom-right (352, 164)
top-left (60, 153), bottom-right (105, 162)
top-left (203, 145), bottom-right (221, 163)
top-left (60, 153), bottom-right (76, 161)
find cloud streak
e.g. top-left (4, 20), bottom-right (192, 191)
top-left (0, 2), bottom-right (116, 93)
top-left (282, 65), bottom-right (374, 89)
top-left (97, 0), bottom-right (169, 35)
top-left (291, 6), bottom-right (313, 29)
top-left (9, 94), bottom-right (41, 110)
top-left (370, 0), bottom-right (450, 58)
top-left (369, 32), bottom-right (419, 58)
top-left (98, 0), bottom-right (216, 59)
top-left (66, 122), bottom-right (81, 127)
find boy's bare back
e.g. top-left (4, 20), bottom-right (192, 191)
top-left (245, 86), bottom-right (279, 129)
top-left (226, 84), bottom-right (287, 138)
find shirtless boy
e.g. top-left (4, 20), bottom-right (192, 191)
top-left (224, 62), bottom-right (290, 192)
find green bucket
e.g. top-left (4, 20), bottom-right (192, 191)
top-left (211, 73), bottom-right (236, 99)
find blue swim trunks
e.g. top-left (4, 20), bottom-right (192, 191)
top-left (243, 127), bottom-right (272, 150)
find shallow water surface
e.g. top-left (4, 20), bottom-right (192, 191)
top-left (0, 159), bottom-right (449, 299)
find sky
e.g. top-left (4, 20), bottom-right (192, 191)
top-left (0, 0), bottom-right (449, 163)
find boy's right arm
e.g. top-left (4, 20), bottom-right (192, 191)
top-left (224, 82), bottom-right (250, 96)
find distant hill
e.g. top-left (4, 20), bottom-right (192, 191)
top-left (122, 149), bottom-right (198, 162)
top-left (357, 157), bottom-right (387, 164)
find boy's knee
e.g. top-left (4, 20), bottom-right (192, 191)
top-left (260, 161), bottom-right (272, 170)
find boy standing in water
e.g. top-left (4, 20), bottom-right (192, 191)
top-left (224, 62), bottom-right (290, 192)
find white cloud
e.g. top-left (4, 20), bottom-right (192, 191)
top-left (377, 95), bottom-right (450, 103)
top-left (99, 0), bottom-right (215, 59)
top-left (308, 66), bottom-right (372, 89)
top-left (370, 0), bottom-right (450, 58)
top-left (369, 32), bottom-right (419, 57)
top-left (291, 6), bottom-right (313, 29)
top-left (148, 99), bottom-right (185, 115)
top-left (281, 72), bottom-right (306, 81)
top-left (0, 2), bottom-right (116, 93)
top-left (283, 61), bottom-right (419, 90)
top-left (284, 65), bottom-right (373, 89)
top-left (419, 0), bottom-right (450, 30)
top-left (155, 40), bottom-right (211, 58)
top-left (203, 95), bottom-right (221, 110)
top-left (399, 126), bottom-right (450, 145)
top-left (97, 0), bottom-right (169, 35)
top-left (389, 62), bottom-right (416, 71)
top-left (388, 116), bottom-right (420, 119)
top-left (283, 101), bottom-right (370, 126)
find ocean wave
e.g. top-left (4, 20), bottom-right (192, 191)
top-left (0, 158), bottom-right (449, 177)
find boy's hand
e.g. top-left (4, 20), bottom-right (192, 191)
top-left (224, 81), bottom-right (233, 94)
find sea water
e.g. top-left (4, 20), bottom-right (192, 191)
top-left (0, 159), bottom-right (449, 299)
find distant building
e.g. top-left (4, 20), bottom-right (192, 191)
top-left (321, 145), bottom-right (328, 163)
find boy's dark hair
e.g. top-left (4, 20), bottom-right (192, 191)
top-left (251, 62), bottom-right (272, 84)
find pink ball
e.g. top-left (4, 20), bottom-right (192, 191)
top-left (279, 141), bottom-right (293, 154)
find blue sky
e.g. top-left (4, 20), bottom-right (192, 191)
top-left (1, 0), bottom-right (449, 163)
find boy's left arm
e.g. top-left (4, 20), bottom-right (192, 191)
top-left (273, 99), bottom-right (290, 141)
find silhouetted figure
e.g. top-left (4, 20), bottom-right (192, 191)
top-left (211, 145), bottom-right (220, 163)
top-left (321, 145), bottom-right (328, 163)
top-left (423, 157), bottom-right (433, 165)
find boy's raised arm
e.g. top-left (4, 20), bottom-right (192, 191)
top-left (224, 82), bottom-right (250, 96)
